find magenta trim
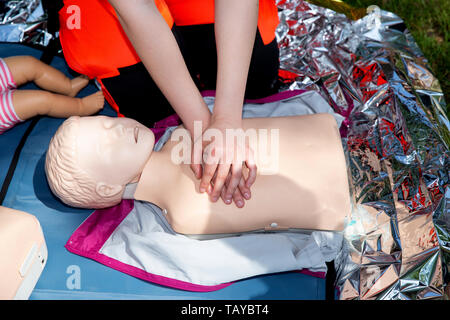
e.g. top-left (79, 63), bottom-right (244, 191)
top-left (66, 200), bottom-right (134, 254)
top-left (150, 113), bottom-right (181, 143)
top-left (294, 269), bottom-right (326, 279)
top-left (201, 89), bottom-right (309, 104)
top-left (148, 89), bottom-right (312, 143)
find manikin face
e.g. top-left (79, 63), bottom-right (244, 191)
top-left (76, 116), bottom-right (155, 188)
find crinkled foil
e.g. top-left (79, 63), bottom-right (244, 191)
top-left (0, 0), bottom-right (52, 46)
top-left (276, 0), bottom-right (449, 300)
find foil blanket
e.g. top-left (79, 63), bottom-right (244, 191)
top-left (1, 0), bottom-right (448, 300)
top-left (0, 0), bottom-right (52, 46)
top-left (275, 0), bottom-right (449, 299)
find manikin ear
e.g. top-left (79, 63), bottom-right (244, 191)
top-left (95, 182), bottom-right (123, 198)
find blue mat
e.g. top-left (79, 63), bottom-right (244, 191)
top-left (0, 43), bottom-right (325, 300)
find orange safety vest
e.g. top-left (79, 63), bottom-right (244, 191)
top-left (165, 0), bottom-right (279, 45)
top-left (59, 0), bottom-right (173, 114)
top-left (59, 0), bottom-right (173, 80)
top-left (59, 0), bottom-right (278, 114)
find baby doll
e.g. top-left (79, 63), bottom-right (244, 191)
top-left (45, 114), bottom-right (351, 235)
top-left (0, 55), bottom-right (104, 134)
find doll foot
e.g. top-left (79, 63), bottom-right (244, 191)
top-left (69, 75), bottom-right (90, 97)
top-left (79, 91), bottom-right (105, 115)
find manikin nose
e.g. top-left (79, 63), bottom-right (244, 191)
top-left (108, 124), bottom-right (125, 138)
top-left (101, 116), bottom-right (116, 128)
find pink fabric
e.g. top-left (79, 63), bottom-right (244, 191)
top-left (151, 113), bottom-right (181, 142)
top-left (66, 89), bottom-right (327, 291)
top-left (201, 89), bottom-right (308, 104)
top-left (148, 89), bottom-right (309, 142)
top-left (294, 269), bottom-right (326, 279)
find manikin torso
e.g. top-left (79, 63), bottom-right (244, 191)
top-left (133, 113), bottom-right (350, 235)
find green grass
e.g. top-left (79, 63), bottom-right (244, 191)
top-left (340, 0), bottom-right (449, 116)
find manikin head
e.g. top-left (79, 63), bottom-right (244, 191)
top-left (45, 116), bottom-right (155, 209)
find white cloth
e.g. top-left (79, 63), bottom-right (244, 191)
top-left (100, 201), bottom-right (342, 286)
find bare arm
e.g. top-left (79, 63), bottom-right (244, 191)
top-left (108, 0), bottom-right (210, 136)
top-left (195, 0), bottom-right (259, 207)
top-left (213, 0), bottom-right (259, 124)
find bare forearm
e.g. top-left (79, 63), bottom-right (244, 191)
top-left (108, 0), bottom-right (210, 135)
top-left (214, 0), bottom-right (259, 123)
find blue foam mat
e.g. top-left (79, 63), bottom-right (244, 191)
top-left (0, 43), bottom-right (325, 300)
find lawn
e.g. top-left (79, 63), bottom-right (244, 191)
top-left (338, 0), bottom-right (449, 115)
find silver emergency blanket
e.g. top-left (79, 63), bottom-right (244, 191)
top-left (275, 0), bottom-right (449, 299)
top-left (0, 0), bottom-right (52, 46)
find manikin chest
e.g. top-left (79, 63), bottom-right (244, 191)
top-left (133, 114), bottom-right (350, 236)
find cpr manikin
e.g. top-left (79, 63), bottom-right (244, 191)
top-left (0, 206), bottom-right (47, 299)
top-left (45, 114), bottom-right (351, 235)
top-left (0, 56), bottom-right (104, 134)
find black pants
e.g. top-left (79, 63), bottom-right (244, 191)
top-left (101, 24), bottom-right (280, 128)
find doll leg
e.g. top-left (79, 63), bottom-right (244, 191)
top-left (3, 56), bottom-right (89, 97)
top-left (12, 90), bottom-right (104, 121)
